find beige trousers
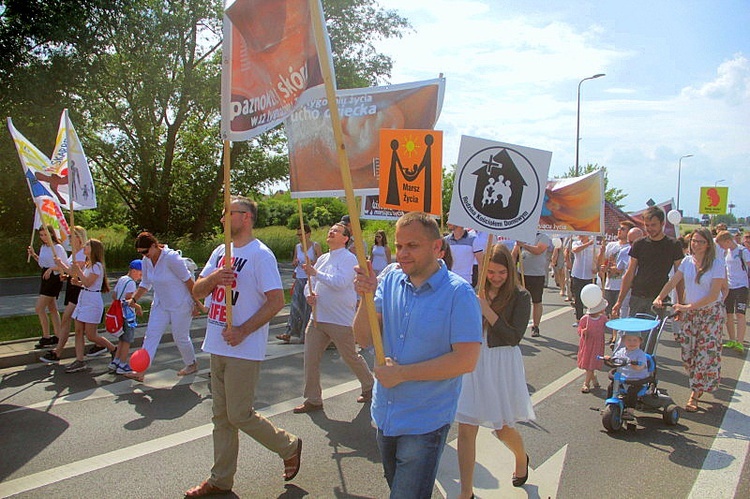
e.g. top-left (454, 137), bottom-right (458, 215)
top-left (303, 321), bottom-right (374, 405)
top-left (209, 354), bottom-right (298, 489)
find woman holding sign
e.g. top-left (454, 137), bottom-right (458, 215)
top-left (456, 243), bottom-right (535, 496)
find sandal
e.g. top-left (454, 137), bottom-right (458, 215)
top-left (685, 393), bottom-right (700, 412)
top-left (581, 384), bottom-right (590, 393)
top-left (592, 379), bottom-right (601, 389)
top-left (177, 362), bottom-right (198, 376)
top-left (276, 334), bottom-right (291, 344)
top-left (283, 438), bottom-right (302, 481)
top-left (124, 371), bottom-right (145, 382)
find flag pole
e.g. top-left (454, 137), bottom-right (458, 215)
top-left (65, 110), bottom-right (75, 231)
top-left (308, 0), bottom-right (385, 365)
top-left (477, 234), bottom-right (494, 296)
top-left (27, 219), bottom-right (36, 263)
top-left (223, 140), bottom-right (233, 330)
top-left (297, 199), bottom-right (317, 326)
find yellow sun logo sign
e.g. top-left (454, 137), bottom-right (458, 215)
top-left (378, 129), bottom-right (443, 215)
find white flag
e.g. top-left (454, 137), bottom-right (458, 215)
top-left (51, 109), bottom-right (97, 209)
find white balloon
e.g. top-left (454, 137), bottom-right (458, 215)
top-left (667, 209), bottom-right (682, 225)
top-left (580, 283), bottom-right (603, 309)
top-left (552, 237), bottom-right (562, 249)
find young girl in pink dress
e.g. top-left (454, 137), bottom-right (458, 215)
top-left (577, 298), bottom-right (608, 393)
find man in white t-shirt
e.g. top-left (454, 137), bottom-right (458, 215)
top-left (293, 222), bottom-right (374, 413)
top-left (717, 230), bottom-right (749, 352)
top-left (445, 223), bottom-right (482, 285)
top-left (188, 196), bottom-right (302, 496)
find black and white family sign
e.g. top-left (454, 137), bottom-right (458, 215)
top-left (448, 136), bottom-right (551, 243)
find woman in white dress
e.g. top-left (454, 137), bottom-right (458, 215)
top-left (369, 229), bottom-right (392, 275)
top-left (456, 243), bottom-right (535, 497)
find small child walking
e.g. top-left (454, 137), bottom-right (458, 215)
top-left (577, 297), bottom-right (608, 393)
top-left (55, 238), bottom-right (116, 373)
top-left (109, 259), bottom-right (144, 375)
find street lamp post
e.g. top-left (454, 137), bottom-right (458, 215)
top-left (676, 154), bottom-right (693, 213)
top-left (575, 73), bottom-right (606, 177)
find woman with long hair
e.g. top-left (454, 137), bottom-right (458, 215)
top-left (55, 238), bottom-right (115, 373)
top-left (41, 225), bottom-right (88, 364)
top-left (370, 229), bottom-right (392, 275)
top-left (27, 225), bottom-right (67, 349)
top-left (654, 227), bottom-right (726, 412)
top-left (456, 243), bottom-right (535, 497)
top-left (127, 232), bottom-right (200, 380)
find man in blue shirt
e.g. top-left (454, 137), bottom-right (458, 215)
top-left (354, 212), bottom-right (482, 498)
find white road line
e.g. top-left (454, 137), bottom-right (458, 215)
top-left (688, 357), bottom-right (750, 498)
top-left (0, 379), bottom-right (360, 498)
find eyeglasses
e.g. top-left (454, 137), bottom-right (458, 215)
top-left (137, 248), bottom-right (150, 255)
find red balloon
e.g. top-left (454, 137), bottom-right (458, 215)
top-left (130, 349), bottom-right (150, 372)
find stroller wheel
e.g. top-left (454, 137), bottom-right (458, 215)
top-left (602, 404), bottom-right (623, 432)
top-left (663, 404), bottom-right (680, 426)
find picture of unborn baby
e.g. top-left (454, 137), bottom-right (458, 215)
top-left (286, 80), bottom-right (444, 194)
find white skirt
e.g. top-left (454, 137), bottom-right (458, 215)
top-left (72, 289), bottom-right (104, 324)
top-left (456, 343), bottom-right (536, 429)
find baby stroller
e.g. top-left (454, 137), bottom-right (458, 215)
top-left (599, 302), bottom-right (680, 432)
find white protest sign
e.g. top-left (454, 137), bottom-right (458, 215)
top-left (448, 136), bottom-right (551, 243)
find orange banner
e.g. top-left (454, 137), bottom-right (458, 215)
top-left (221, 0), bottom-right (326, 141)
top-left (538, 170), bottom-right (604, 234)
top-left (285, 78), bottom-right (445, 196)
top-left (378, 129), bottom-right (442, 215)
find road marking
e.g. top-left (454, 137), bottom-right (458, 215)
top-left (688, 356), bottom-right (750, 498)
top-left (0, 379), bottom-right (361, 497)
top-left (435, 305), bottom-right (581, 498)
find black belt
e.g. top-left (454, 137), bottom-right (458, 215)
top-left (82, 288), bottom-right (99, 292)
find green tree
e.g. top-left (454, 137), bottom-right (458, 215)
top-left (557, 163), bottom-right (627, 208)
top-left (442, 166), bottom-right (455, 225)
top-left (0, 0), bottom-right (410, 238)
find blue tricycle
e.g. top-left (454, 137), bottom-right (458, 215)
top-left (599, 307), bottom-right (680, 432)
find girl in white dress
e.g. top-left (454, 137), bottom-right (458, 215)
top-left (456, 243), bottom-right (535, 497)
top-left (55, 238), bottom-right (115, 373)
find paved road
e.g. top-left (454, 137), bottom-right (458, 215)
top-left (1, 287), bottom-right (749, 498)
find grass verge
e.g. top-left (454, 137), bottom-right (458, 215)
top-left (0, 288), bottom-right (293, 343)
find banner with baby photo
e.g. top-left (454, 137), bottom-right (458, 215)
top-left (448, 136), bottom-right (551, 243)
top-left (285, 78), bottom-right (445, 197)
top-left (538, 170), bottom-right (605, 235)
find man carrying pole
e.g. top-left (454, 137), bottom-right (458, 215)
top-left (188, 196), bottom-right (302, 496)
top-left (353, 212), bottom-right (482, 498)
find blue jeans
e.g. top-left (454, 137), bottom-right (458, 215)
top-left (285, 277), bottom-right (311, 340)
top-left (376, 424), bottom-right (450, 499)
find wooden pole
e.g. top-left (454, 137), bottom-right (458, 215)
top-left (27, 222), bottom-right (36, 263)
top-left (477, 233), bottom-right (494, 296)
top-left (519, 246), bottom-right (526, 288)
top-left (297, 199), bottom-right (317, 326)
top-left (223, 140), bottom-right (233, 330)
top-left (309, 0), bottom-right (385, 365)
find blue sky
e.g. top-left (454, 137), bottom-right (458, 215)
top-left (373, 0), bottom-right (750, 219)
